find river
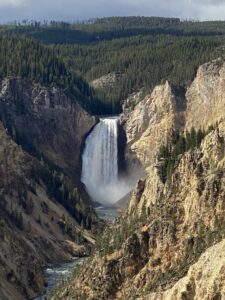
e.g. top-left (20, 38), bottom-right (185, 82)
top-left (34, 258), bottom-right (84, 300)
top-left (35, 207), bottom-right (118, 300)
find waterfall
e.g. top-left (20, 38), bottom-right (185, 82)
top-left (81, 117), bottom-right (137, 205)
top-left (81, 117), bottom-right (120, 204)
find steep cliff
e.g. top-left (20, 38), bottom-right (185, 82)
top-left (185, 58), bottom-right (225, 130)
top-left (140, 238), bottom-right (225, 300)
top-left (124, 59), bottom-right (225, 173)
top-left (122, 81), bottom-right (185, 172)
top-left (0, 77), bottom-right (102, 300)
top-left (0, 120), bottom-right (99, 299)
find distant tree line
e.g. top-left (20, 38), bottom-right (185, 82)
top-left (2, 17), bottom-right (225, 44)
top-left (1, 17), bottom-right (225, 114)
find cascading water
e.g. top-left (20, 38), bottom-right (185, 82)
top-left (81, 117), bottom-right (131, 205)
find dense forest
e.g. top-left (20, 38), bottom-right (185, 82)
top-left (0, 35), bottom-right (114, 114)
top-left (54, 35), bottom-right (223, 105)
top-left (1, 17), bottom-right (225, 114)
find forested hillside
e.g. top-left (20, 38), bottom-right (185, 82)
top-left (1, 17), bottom-right (225, 114)
top-left (54, 35), bottom-right (223, 105)
top-left (2, 17), bottom-right (225, 43)
top-left (0, 35), bottom-right (112, 114)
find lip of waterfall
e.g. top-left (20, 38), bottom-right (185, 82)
top-left (81, 116), bottom-right (132, 205)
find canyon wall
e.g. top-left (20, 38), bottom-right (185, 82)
top-left (0, 78), bottom-right (100, 300)
top-left (0, 77), bottom-right (96, 182)
top-left (124, 58), bottom-right (225, 173)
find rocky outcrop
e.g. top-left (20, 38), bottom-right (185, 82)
top-left (140, 238), bottom-right (225, 300)
top-left (90, 72), bottom-right (118, 90)
top-left (0, 77), bottom-right (96, 182)
top-left (122, 81), bottom-right (185, 172)
top-left (185, 58), bottom-right (225, 130)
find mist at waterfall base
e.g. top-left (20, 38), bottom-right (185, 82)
top-left (81, 117), bottom-right (134, 206)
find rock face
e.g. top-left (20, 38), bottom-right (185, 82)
top-left (90, 72), bottom-right (118, 90)
top-left (53, 59), bottom-right (225, 300)
top-left (123, 81), bottom-right (185, 172)
top-left (0, 77), bottom-right (96, 181)
top-left (123, 59), bottom-right (225, 172)
top-left (141, 239), bottom-right (225, 300)
top-left (0, 120), bottom-right (98, 300)
top-left (185, 58), bottom-right (225, 130)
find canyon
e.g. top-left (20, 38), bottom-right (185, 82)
top-left (1, 53), bottom-right (225, 300)
top-left (1, 17), bottom-right (225, 300)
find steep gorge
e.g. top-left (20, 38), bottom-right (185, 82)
top-left (1, 51), bottom-right (225, 300)
top-left (53, 58), bottom-right (225, 299)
